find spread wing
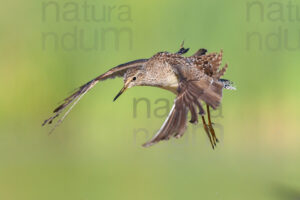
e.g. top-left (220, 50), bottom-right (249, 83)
top-left (143, 77), bottom-right (223, 147)
top-left (43, 59), bottom-right (148, 133)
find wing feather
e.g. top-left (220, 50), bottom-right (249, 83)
top-left (142, 77), bottom-right (223, 147)
top-left (43, 59), bottom-right (148, 132)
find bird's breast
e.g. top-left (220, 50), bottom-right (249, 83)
top-left (152, 71), bottom-right (179, 94)
top-left (161, 73), bottom-right (179, 87)
top-left (143, 61), bottom-right (180, 93)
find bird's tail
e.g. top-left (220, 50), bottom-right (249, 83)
top-left (42, 79), bottom-right (99, 134)
top-left (218, 79), bottom-right (236, 90)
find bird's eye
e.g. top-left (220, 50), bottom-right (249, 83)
top-left (132, 77), bottom-right (136, 81)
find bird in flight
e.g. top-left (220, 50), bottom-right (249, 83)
top-left (43, 42), bottom-right (235, 148)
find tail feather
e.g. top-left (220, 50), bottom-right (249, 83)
top-left (219, 79), bottom-right (236, 90)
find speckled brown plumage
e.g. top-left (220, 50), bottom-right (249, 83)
top-left (43, 43), bottom-right (235, 149)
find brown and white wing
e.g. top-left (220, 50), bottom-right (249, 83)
top-left (43, 59), bottom-right (148, 133)
top-left (143, 77), bottom-right (223, 147)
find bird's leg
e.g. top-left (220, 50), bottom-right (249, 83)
top-left (206, 105), bottom-right (218, 144)
top-left (201, 116), bottom-right (214, 149)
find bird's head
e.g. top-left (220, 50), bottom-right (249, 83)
top-left (113, 68), bottom-right (146, 101)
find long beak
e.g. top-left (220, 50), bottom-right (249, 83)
top-left (113, 83), bottom-right (129, 102)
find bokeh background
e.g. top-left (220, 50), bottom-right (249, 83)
top-left (1, 0), bottom-right (300, 199)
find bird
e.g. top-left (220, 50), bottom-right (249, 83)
top-left (43, 42), bottom-right (235, 148)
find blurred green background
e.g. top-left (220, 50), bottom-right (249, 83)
top-left (1, 0), bottom-right (300, 199)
